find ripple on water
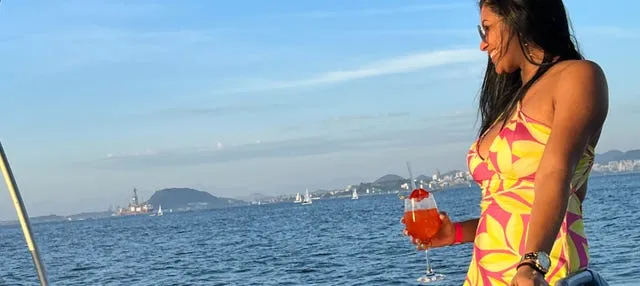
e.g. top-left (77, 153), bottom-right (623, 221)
top-left (0, 173), bottom-right (638, 285)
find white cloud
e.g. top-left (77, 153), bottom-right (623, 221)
top-left (217, 48), bottom-right (484, 94)
top-left (433, 64), bottom-right (486, 80)
top-left (92, 131), bottom-right (467, 168)
top-left (86, 109), bottom-right (476, 169)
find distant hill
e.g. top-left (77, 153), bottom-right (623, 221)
top-left (234, 192), bottom-right (275, 202)
top-left (147, 188), bottom-right (247, 211)
top-left (416, 175), bottom-right (430, 181)
top-left (0, 214), bottom-right (67, 225)
top-left (595, 149), bottom-right (640, 164)
top-left (374, 174), bottom-right (405, 183)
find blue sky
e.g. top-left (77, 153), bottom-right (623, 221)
top-left (0, 0), bottom-right (638, 219)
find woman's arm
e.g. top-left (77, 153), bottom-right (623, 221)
top-left (455, 218), bottom-right (479, 244)
top-left (414, 216), bottom-right (478, 248)
top-left (524, 60), bottom-right (608, 257)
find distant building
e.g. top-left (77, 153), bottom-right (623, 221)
top-left (592, 159), bottom-right (640, 173)
top-left (432, 169), bottom-right (441, 181)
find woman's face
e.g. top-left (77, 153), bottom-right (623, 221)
top-left (478, 5), bottom-right (523, 74)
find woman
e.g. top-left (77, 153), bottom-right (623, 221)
top-left (403, 0), bottom-right (608, 285)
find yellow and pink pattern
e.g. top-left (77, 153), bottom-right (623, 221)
top-left (464, 102), bottom-right (594, 285)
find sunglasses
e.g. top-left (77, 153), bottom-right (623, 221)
top-left (477, 25), bottom-right (486, 42)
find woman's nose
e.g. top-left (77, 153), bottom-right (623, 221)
top-left (479, 40), bottom-right (489, 51)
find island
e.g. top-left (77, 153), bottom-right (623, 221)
top-left (112, 187), bottom-right (249, 216)
top-left (146, 187), bottom-right (247, 212)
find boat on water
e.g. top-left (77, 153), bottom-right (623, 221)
top-left (351, 188), bottom-right (358, 200)
top-left (301, 189), bottom-right (312, 205)
top-left (150, 204), bottom-right (164, 217)
top-left (293, 192), bottom-right (302, 203)
top-left (114, 188), bottom-right (155, 216)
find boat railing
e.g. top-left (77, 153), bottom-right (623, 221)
top-left (1, 142), bottom-right (48, 286)
top-left (555, 269), bottom-right (609, 286)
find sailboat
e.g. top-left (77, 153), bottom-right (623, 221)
top-left (294, 192), bottom-right (302, 203)
top-left (351, 188), bottom-right (359, 200)
top-left (301, 189), bottom-right (312, 205)
top-left (157, 204), bottom-right (163, 216)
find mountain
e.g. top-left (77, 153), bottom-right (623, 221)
top-left (416, 175), bottom-right (430, 181)
top-left (234, 192), bottom-right (275, 202)
top-left (374, 174), bottom-right (405, 183)
top-left (147, 188), bottom-right (247, 211)
top-left (595, 149), bottom-right (640, 164)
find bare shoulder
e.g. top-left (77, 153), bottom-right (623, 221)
top-left (553, 60), bottom-right (608, 95)
top-left (551, 60), bottom-right (609, 117)
top-left (556, 59), bottom-right (605, 76)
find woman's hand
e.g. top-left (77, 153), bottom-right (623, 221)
top-left (402, 211), bottom-right (455, 249)
top-left (510, 265), bottom-right (549, 286)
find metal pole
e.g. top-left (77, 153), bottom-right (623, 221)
top-left (0, 142), bottom-right (49, 285)
top-left (406, 161), bottom-right (417, 190)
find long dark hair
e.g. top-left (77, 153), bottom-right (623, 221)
top-left (477, 0), bottom-right (583, 138)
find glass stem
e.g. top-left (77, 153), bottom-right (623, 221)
top-left (425, 249), bottom-right (434, 275)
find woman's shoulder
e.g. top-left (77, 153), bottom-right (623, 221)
top-left (552, 59), bottom-right (606, 84)
top-left (549, 59), bottom-right (608, 102)
top-left (548, 59), bottom-right (609, 125)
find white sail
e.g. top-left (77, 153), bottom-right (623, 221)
top-left (294, 192), bottom-right (302, 203)
top-left (302, 189), bottom-right (312, 205)
top-left (157, 204), bottom-right (163, 216)
top-left (352, 188), bottom-right (358, 200)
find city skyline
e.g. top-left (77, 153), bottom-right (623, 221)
top-left (1, 0), bottom-right (640, 219)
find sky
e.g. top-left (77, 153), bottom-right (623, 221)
top-left (0, 0), bottom-right (639, 219)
